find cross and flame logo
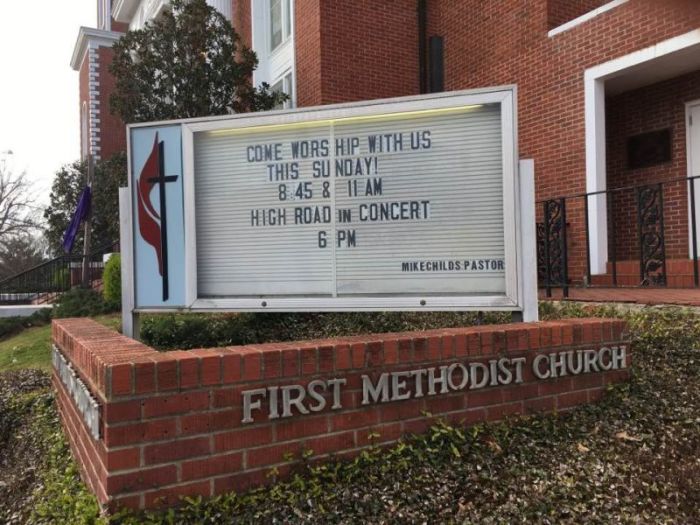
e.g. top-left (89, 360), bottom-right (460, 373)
top-left (137, 133), bottom-right (178, 301)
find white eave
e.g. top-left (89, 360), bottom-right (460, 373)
top-left (70, 26), bottom-right (124, 71)
top-left (112, 0), bottom-right (141, 23)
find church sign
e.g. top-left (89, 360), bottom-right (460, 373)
top-left (122, 87), bottom-right (536, 327)
top-left (240, 345), bottom-right (628, 424)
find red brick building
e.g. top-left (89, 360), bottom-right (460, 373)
top-left (73, 0), bottom-right (700, 289)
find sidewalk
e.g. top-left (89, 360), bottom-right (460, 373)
top-left (540, 288), bottom-right (700, 307)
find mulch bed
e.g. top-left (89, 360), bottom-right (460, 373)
top-left (0, 369), bottom-right (52, 525)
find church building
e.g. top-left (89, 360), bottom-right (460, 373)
top-left (71, 0), bottom-right (700, 290)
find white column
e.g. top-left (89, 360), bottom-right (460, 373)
top-left (584, 75), bottom-right (608, 275)
top-left (207, 0), bottom-right (232, 21)
top-left (519, 159), bottom-right (539, 322)
top-left (119, 187), bottom-right (137, 339)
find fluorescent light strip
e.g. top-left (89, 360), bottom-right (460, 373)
top-left (206, 105), bottom-right (485, 136)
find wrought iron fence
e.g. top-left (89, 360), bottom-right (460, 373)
top-left (537, 176), bottom-right (700, 297)
top-left (0, 241), bottom-right (120, 305)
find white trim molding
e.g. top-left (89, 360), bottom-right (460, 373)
top-left (87, 48), bottom-right (102, 161)
top-left (584, 29), bottom-right (700, 274)
top-left (70, 26), bottom-right (124, 71)
top-left (548, 0), bottom-right (629, 38)
top-left (72, 28), bottom-right (124, 160)
top-left (98, 0), bottom-right (112, 31)
top-left (584, 76), bottom-right (608, 275)
top-left (252, 0), bottom-right (296, 105)
top-left (686, 99), bottom-right (700, 259)
top-left (112, 0), bottom-right (141, 23)
top-left (518, 159), bottom-right (539, 322)
top-left (114, 0), bottom-right (231, 30)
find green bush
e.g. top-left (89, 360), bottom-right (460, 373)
top-left (51, 267), bottom-right (70, 291)
top-left (53, 287), bottom-right (108, 318)
top-left (103, 254), bottom-right (122, 311)
top-left (141, 311), bottom-right (510, 351)
top-left (141, 313), bottom-right (258, 350)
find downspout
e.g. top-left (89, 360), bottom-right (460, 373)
top-left (418, 0), bottom-right (427, 94)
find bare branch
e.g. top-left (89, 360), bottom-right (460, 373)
top-left (0, 160), bottom-right (40, 250)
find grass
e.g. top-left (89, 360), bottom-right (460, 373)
top-left (0, 314), bottom-right (120, 373)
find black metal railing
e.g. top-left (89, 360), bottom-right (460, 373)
top-left (537, 176), bottom-right (700, 297)
top-left (0, 241), bottom-right (120, 305)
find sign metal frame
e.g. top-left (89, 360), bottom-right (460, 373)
top-left (122, 87), bottom-right (537, 332)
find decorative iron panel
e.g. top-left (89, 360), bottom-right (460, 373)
top-left (637, 184), bottom-right (666, 286)
top-left (536, 222), bottom-right (546, 283)
top-left (540, 199), bottom-right (569, 296)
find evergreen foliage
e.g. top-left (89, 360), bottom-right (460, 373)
top-left (43, 153), bottom-right (126, 256)
top-left (103, 253), bottom-right (122, 311)
top-left (53, 287), bottom-right (108, 318)
top-left (140, 311), bottom-right (509, 350)
top-left (109, 0), bottom-right (287, 124)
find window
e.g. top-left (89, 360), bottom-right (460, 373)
top-left (252, 0), bottom-right (295, 98)
top-left (269, 0), bottom-right (292, 52)
top-left (285, 0), bottom-right (292, 41)
top-left (271, 71), bottom-right (294, 109)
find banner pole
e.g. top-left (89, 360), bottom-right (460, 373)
top-left (81, 155), bottom-right (94, 288)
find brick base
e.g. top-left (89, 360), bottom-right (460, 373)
top-left (590, 259), bottom-right (698, 287)
top-left (52, 317), bottom-right (630, 511)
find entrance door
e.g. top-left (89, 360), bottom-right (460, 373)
top-left (688, 103), bottom-right (700, 258)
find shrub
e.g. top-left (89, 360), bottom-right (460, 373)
top-left (51, 267), bottom-right (70, 290)
top-left (103, 254), bottom-right (121, 311)
top-left (0, 309), bottom-right (52, 340)
top-left (141, 313), bottom-right (257, 350)
top-left (141, 311), bottom-right (510, 351)
top-left (53, 287), bottom-right (107, 318)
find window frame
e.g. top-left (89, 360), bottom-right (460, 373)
top-left (271, 70), bottom-right (295, 109)
top-left (269, 0), bottom-right (292, 54)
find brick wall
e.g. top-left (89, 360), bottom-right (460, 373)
top-left (294, 0), bottom-right (323, 107)
top-left (293, 0), bottom-right (420, 107)
top-left (53, 317), bottom-right (630, 511)
top-left (97, 47), bottom-right (126, 161)
top-left (276, 0), bottom-right (699, 281)
top-left (318, 0), bottom-right (420, 105)
top-left (424, 0), bottom-right (700, 282)
top-left (606, 70), bottom-right (700, 262)
top-left (112, 20), bottom-right (129, 33)
top-left (232, 0), bottom-right (252, 50)
top-left (82, 0), bottom-right (700, 280)
top-left (547, 0), bottom-right (609, 29)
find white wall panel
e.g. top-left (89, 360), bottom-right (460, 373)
top-left (193, 104), bottom-right (506, 297)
